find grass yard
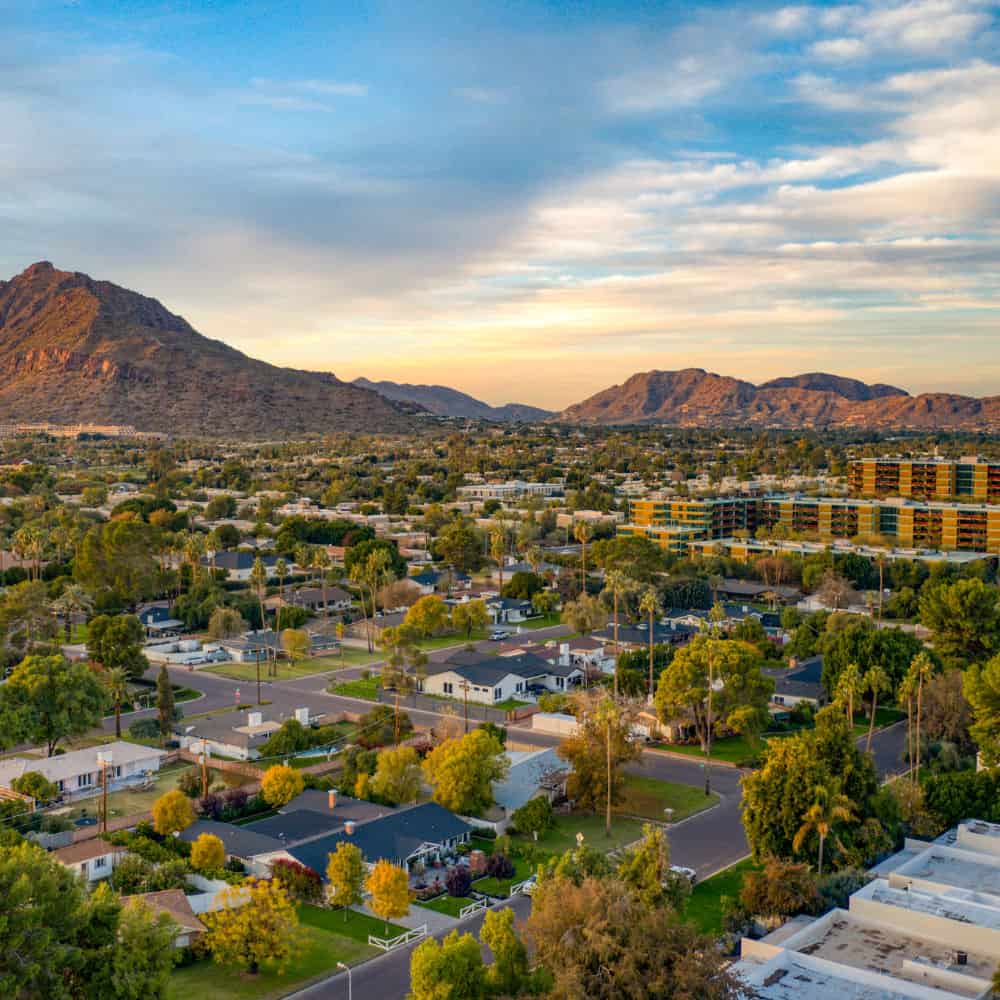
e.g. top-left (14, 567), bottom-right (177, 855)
top-left (168, 905), bottom-right (392, 1000)
top-left (328, 677), bottom-right (381, 701)
top-left (494, 697), bottom-right (532, 711)
top-left (682, 857), bottom-right (760, 935)
top-left (655, 735), bottom-right (760, 764)
top-left (207, 650), bottom-right (377, 683)
top-left (513, 812), bottom-right (645, 855)
top-left (416, 893), bottom-right (476, 917)
top-left (616, 774), bottom-right (718, 822)
top-left (513, 613), bottom-right (561, 630)
top-left (473, 855), bottom-right (534, 897)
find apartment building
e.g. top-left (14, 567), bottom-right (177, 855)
top-left (850, 458), bottom-right (1000, 502)
top-left (735, 819), bottom-right (1000, 999)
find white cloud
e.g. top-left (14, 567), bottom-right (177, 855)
top-left (810, 36), bottom-right (868, 60)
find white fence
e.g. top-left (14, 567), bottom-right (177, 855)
top-left (509, 879), bottom-right (535, 897)
top-left (459, 898), bottom-right (489, 919)
top-left (368, 924), bottom-right (428, 952)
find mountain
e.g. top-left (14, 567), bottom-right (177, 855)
top-left (354, 377), bottom-right (552, 422)
top-left (0, 262), bottom-right (416, 436)
top-left (556, 368), bottom-right (1000, 430)
top-left (758, 372), bottom-right (907, 401)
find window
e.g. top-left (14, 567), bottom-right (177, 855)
top-left (494, 687), bottom-right (502, 700)
top-left (774, 696), bottom-right (785, 705)
top-left (93, 855), bottom-right (108, 870)
top-left (77, 773), bottom-right (94, 788)
top-left (443, 682), bottom-right (453, 695)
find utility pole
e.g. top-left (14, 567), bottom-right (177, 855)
top-left (704, 651), bottom-right (714, 797)
top-left (201, 745), bottom-right (209, 798)
top-left (460, 681), bottom-right (470, 733)
top-left (255, 649), bottom-right (262, 705)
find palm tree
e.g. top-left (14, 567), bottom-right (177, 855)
top-left (525, 545), bottom-right (544, 577)
top-left (573, 520), bottom-right (592, 595)
top-left (603, 570), bottom-right (632, 698)
top-left (862, 664), bottom-right (892, 752)
top-left (313, 548), bottom-right (332, 619)
top-left (51, 583), bottom-right (94, 643)
top-left (638, 587), bottom-right (661, 700)
top-left (106, 667), bottom-right (129, 739)
top-left (793, 781), bottom-right (855, 876)
top-left (275, 557), bottom-right (288, 600)
top-left (908, 652), bottom-right (934, 781)
top-left (835, 661), bottom-right (864, 726)
top-left (899, 669), bottom-right (917, 783)
top-left (490, 528), bottom-right (505, 595)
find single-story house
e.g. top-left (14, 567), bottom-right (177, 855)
top-left (716, 578), bottom-right (801, 606)
top-left (420, 650), bottom-right (584, 705)
top-left (179, 709), bottom-right (288, 760)
top-left (487, 597), bottom-right (537, 624)
top-left (179, 819), bottom-right (284, 871)
top-left (136, 602), bottom-right (186, 636)
top-left (122, 890), bottom-right (205, 948)
top-left (54, 839), bottom-right (127, 884)
top-left (493, 748), bottom-right (569, 817)
top-left (593, 621), bottom-right (696, 650)
top-left (264, 586), bottom-right (352, 615)
top-left (287, 802), bottom-right (472, 874)
top-left (563, 636), bottom-right (616, 672)
top-left (202, 551), bottom-right (278, 582)
top-left (345, 611), bottom-right (407, 640)
top-left (763, 655), bottom-right (826, 708)
top-left (0, 742), bottom-right (167, 803)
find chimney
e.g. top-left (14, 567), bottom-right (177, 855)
top-left (559, 642), bottom-right (569, 666)
top-left (344, 820), bottom-right (355, 835)
top-left (247, 711), bottom-right (263, 728)
top-left (789, 657), bottom-right (797, 669)
top-left (327, 790), bottom-right (337, 811)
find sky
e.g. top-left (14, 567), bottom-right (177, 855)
top-left (2, 0), bottom-right (999, 408)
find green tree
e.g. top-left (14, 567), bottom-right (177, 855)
top-left (480, 907), bottom-right (529, 997)
top-left (371, 745), bottom-right (423, 805)
top-left (106, 666), bottom-right (130, 739)
top-left (918, 578), bottom-right (1000, 668)
top-left (862, 664), bottom-right (892, 752)
top-left (793, 780), bottom-right (855, 876)
top-left (326, 842), bottom-right (366, 919)
top-left (156, 665), bottom-right (175, 745)
top-left (603, 569), bottom-right (635, 697)
top-left (0, 655), bottom-right (109, 756)
top-left (433, 517), bottom-right (483, 573)
top-left (422, 729), bottom-right (509, 815)
top-left (50, 583), bottom-right (94, 643)
top-left (10, 770), bottom-right (59, 804)
top-left (589, 535), bottom-right (666, 582)
top-left (86, 614), bottom-right (149, 681)
top-left (561, 593), bottom-right (606, 635)
top-left (964, 653), bottom-right (1000, 767)
top-left (834, 661), bottom-right (864, 724)
top-left (207, 606), bottom-right (247, 640)
top-left (638, 587), bottom-right (662, 698)
top-left (281, 627), bottom-right (310, 669)
top-left (403, 595), bottom-right (451, 637)
top-left (409, 930), bottom-right (487, 1000)
top-left (451, 599), bottom-right (488, 638)
top-left (75, 519), bottom-right (159, 605)
top-left (616, 823), bottom-right (685, 910)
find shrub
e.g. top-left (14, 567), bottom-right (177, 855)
top-left (191, 833), bottom-right (226, 872)
top-left (486, 853), bottom-right (515, 880)
top-left (818, 869), bottom-right (871, 912)
top-left (178, 770), bottom-right (203, 798)
top-left (198, 793), bottom-right (224, 821)
top-left (445, 865), bottom-right (472, 898)
top-left (270, 858), bottom-right (322, 902)
top-left (740, 860), bottom-right (821, 920)
top-left (510, 797), bottom-right (554, 836)
top-left (258, 719), bottom-right (311, 757)
top-left (127, 717), bottom-right (161, 741)
top-left (11, 771), bottom-right (60, 803)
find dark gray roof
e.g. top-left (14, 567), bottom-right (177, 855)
top-left (242, 809), bottom-right (341, 846)
top-left (288, 802), bottom-right (471, 874)
top-left (427, 651), bottom-right (555, 686)
top-left (594, 623), bottom-right (695, 645)
top-left (179, 820), bottom-right (282, 859)
top-left (281, 790), bottom-right (392, 825)
top-left (764, 656), bottom-right (825, 701)
top-left (205, 551), bottom-right (277, 571)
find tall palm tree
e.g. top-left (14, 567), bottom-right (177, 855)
top-left (490, 528), bottom-right (505, 595)
top-left (106, 667), bottom-right (129, 739)
top-left (899, 669), bottom-right (917, 783)
top-left (603, 570), bottom-right (632, 698)
top-left (908, 652), bottom-right (935, 781)
top-left (638, 587), bottom-right (661, 700)
top-left (793, 781), bottom-right (855, 876)
top-left (275, 557), bottom-right (288, 600)
top-left (862, 664), bottom-right (892, 752)
top-left (313, 548), bottom-right (332, 619)
top-left (51, 583), bottom-right (94, 643)
top-left (835, 661), bottom-right (864, 726)
top-left (574, 520), bottom-right (592, 595)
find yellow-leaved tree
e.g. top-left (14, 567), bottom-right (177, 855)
top-left (366, 859), bottom-right (410, 934)
top-left (326, 842), bottom-right (366, 921)
top-left (261, 764), bottom-right (305, 807)
top-left (151, 788), bottom-right (195, 836)
top-left (190, 832), bottom-right (225, 871)
top-left (422, 729), bottom-right (508, 815)
top-left (201, 878), bottom-right (299, 975)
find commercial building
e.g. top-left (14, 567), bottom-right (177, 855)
top-left (734, 819), bottom-right (1000, 1000)
top-left (457, 480), bottom-right (563, 501)
top-left (850, 458), bottom-right (1000, 502)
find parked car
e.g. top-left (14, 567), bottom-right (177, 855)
top-left (489, 629), bottom-right (510, 641)
top-left (669, 865), bottom-right (697, 885)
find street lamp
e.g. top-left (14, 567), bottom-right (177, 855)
top-left (337, 962), bottom-right (352, 1000)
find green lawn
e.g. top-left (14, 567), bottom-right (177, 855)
top-left (494, 698), bottom-right (532, 711)
top-left (682, 858), bottom-right (760, 935)
top-left (655, 736), bottom-right (760, 764)
top-left (416, 893), bottom-right (476, 917)
top-left (616, 774), bottom-right (718, 822)
top-left (513, 813), bottom-right (645, 855)
top-left (513, 613), bottom-right (561, 630)
top-left (206, 650), bottom-right (377, 683)
top-left (328, 677), bottom-right (381, 701)
top-left (473, 855), bottom-right (534, 897)
top-left (168, 905), bottom-right (391, 1000)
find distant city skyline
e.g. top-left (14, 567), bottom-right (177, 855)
top-left (4, 0), bottom-right (999, 408)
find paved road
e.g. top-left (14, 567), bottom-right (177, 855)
top-left (290, 895), bottom-right (532, 1000)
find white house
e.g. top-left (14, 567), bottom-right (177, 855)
top-left (0, 742), bottom-right (167, 803)
top-left (420, 650), bottom-right (584, 705)
top-left (54, 839), bottom-right (127, 884)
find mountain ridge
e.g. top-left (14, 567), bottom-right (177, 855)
top-left (0, 262), bottom-right (416, 436)
top-left (354, 377), bottom-right (552, 422)
top-left (555, 368), bottom-right (1000, 430)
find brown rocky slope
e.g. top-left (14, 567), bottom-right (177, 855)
top-left (0, 262), bottom-right (416, 436)
top-left (556, 368), bottom-right (1000, 430)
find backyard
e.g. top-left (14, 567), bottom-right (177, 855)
top-left (682, 857), bottom-right (760, 935)
top-left (168, 905), bottom-right (403, 1000)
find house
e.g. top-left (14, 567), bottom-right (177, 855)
top-left (420, 649), bottom-right (584, 705)
top-left (286, 802), bottom-right (472, 874)
top-left (763, 655), bottom-right (826, 708)
top-left (122, 890), bottom-right (205, 948)
top-left (179, 709), bottom-right (301, 760)
top-left (54, 839), bottom-right (127, 884)
top-left (487, 597), bottom-right (536, 624)
top-left (0, 742), bottom-right (167, 803)
top-left (202, 551), bottom-right (278, 582)
top-left (593, 621), bottom-right (697, 650)
top-left (136, 602), bottom-right (186, 637)
top-left (179, 819), bottom-right (285, 870)
top-left (345, 611), bottom-right (407, 641)
top-left (264, 586), bottom-right (352, 615)
top-left (563, 636), bottom-right (616, 673)
top-left (716, 578), bottom-right (801, 606)
top-left (492, 749), bottom-right (568, 817)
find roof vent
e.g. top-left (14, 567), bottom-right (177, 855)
top-left (344, 820), bottom-right (355, 835)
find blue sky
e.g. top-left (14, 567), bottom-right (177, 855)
top-left (3, 0), bottom-right (998, 406)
